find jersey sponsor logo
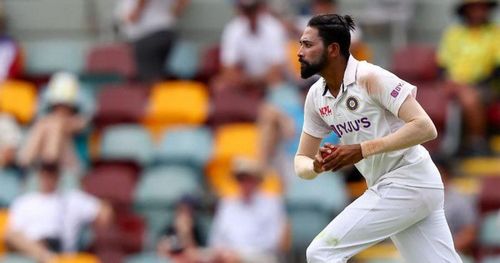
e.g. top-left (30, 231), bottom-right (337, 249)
top-left (330, 117), bottom-right (371, 138)
top-left (346, 96), bottom-right (359, 111)
top-left (391, 83), bottom-right (403, 98)
top-left (319, 105), bottom-right (333, 117)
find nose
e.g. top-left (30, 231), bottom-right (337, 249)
top-left (297, 46), bottom-right (303, 59)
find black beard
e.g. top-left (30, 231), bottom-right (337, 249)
top-left (300, 53), bottom-right (327, 79)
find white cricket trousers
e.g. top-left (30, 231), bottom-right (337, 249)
top-left (306, 182), bottom-right (463, 263)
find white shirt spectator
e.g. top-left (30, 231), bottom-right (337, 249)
top-left (209, 193), bottom-right (285, 254)
top-left (115, 0), bottom-right (177, 40)
top-left (8, 190), bottom-right (100, 252)
top-left (221, 13), bottom-right (287, 78)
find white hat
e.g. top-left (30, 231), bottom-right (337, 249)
top-left (232, 157), bottom-right (264, 179)
top-left (46, 72), bottom-right (80, 107)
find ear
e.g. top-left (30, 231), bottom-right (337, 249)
top-left (327, 43), bottom-right (341, 58)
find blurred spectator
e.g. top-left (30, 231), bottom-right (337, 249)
top-left (0, 2), bottom-right (24, 81)
top-left (436, 157), bottom-right (477, 255)
top-left (0, 113), bottom-right (22, 169)
top-left (115, 0), bottom-right (190, 81)
top-left (209, 157), bottom-right (287, 263)
top-left (18, 72), bottom-right (90, 171)
top-left (437, 0), bottom-right (499, 155)
top-left (157, 195), bottom-right (206, 262)
top-left (4, 162), bottom-right (113, 263)
top-left (216, 0), bottom-right (288, 93)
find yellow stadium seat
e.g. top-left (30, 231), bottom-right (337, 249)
top-left (288, 41), bottom-right (301, 80)
top-left (206, 123), bottom-right (282, 197)
top-left (0, 210), bottom-right (9, 256)
top-left (491, 136), bottom-right (500, 155)
top-left (354, 242), bottom-right (402, 261)
top-left (460, 157), bottom-right (500, 176)
top-left (143, 81), bottom-right (209, 138)
top-left (52, 253), bottom-right (100, 263)
top-left (0, 80), bottom-right (37, 124)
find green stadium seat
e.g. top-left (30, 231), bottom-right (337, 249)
top-left (125, 252), bottom-right (170, 263)
top-left (24, 169), bottom-right (82, 193)
top-left (286, 171), bottom-right (348, 215)
top-left (165, 41), bottom-right (200, 80)
top-left (156, 126), bottom-right (213, 170)
top-left (289, 208), bottom-right (332, 250)
top-left (100, 125), bottom-right (154, 165)
top-left (23, 40), bottom-right (90, 74)
top-left (0, 169), bottom-right (21, 207)
top-left (0, 253), bottom-right (36, 263)
top-left (134, 165), bottom-right (202, 210)
top-left (480, 212), bottom-right (500, 246)
top-left (485, 256), bottom-right (500, 263)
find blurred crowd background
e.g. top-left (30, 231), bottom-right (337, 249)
top-left (0, 0), bottom-right (498, 262)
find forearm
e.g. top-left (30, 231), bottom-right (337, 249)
top-left (361, 116), bottom-right (437, 157)
top-left (294, 155), bottom-right (318, 180)
top-left (5, 231), bottom-right (55, 262)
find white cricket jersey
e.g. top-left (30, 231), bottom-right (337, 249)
top-left (303, 56), bottom-right (443, 189)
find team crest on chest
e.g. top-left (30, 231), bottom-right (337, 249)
top-left (346, 96), bottom-right (359, 111)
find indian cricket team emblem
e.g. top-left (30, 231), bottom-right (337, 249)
top-left (346, 96), bottom-right (359, 111)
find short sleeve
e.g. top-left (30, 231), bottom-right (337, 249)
top-left (220, 23), bottom-right (240, 68)
top-left (302, 88), bottom-right (331, 138)
top-left (7, 198), bottom-right (27, 232)
top-left (367, 68), bottom-right (417, 117)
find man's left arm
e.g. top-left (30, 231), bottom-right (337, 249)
top-left (323, 96), bottom-right (437, 171)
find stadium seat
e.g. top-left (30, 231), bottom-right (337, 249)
top-left (416, 82), bottom-right (461, 155)
top-left (0, 210), bottom-right (9, 256)
top-left (0, 253), bottom-right (36, 263)
top-left (139, 209), bottom-right (173, 249)
top-left (100, 124), bottom-right (154, 165)
top-left (79, 73), bottom-right (124, 98)
top-left (480, 212), bottom-right (500, 246)
top-left (23, 39), bottom-right (90, 74)
top-left (94, 250), bottom-right (125, 263)
top-left (125, 252), bottom-right (170, 263)
top-left (92, 213), bottom-right (145, 255)
top-left (484, 255), bottom-right (500, 263)
top-left (461, 158), bottom-right (500, 177)
top-left (287, 41), bottom-right (301, 80)
top-left (134, 165), bottom-right (202, 210)
top-left (82, 162), bottom-right (139, 213)
top-left (85, 43), bottom-right (136, 80)
top-left (165, 40), bottom-right (200, 80)
top-left (206, 158), bottom-right (283, 197)
top-left (354, 242), bottom-right (402, 262)
top-left (391, 44), bottom-right (439, 82)
top-left (0, 170), bottom-right (21, 208)
top-left (212, 123), bottom-right (260, 160)
top-left (209, 88), bottom-right (260, 127)
top-left (289, 208), bottom-right (331, 250)
top-left (143, 81), bottom-right (209, 137)
top-left (53, 253), bottom-right (101, 263)
top-left (156, 126), bottom-right (213, 169)
top-left (0, 80), bottom-right (37, 124)
top-left (197, 44), bottom-right (221, 82)
top-left (286, 171), bottom-right (348, 215)
top-left (479, 177), bottom-right (500, 215)
top-left (206, 123), bottom-right (286, 196)
top-left (94, 84), bottom-right (149, 128)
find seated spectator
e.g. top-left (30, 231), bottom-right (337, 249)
top-left (435, 157), bottom-right (477, 255)
top-left (0, 113), bottom-right (22, 169)
top-left (4, 162), bottom-right (113, 263)
top-left (114, 0), bottom-right (190, 81)
top-left (437, 0), bottom-right (499, 154)
top-left (18, 72), bottom-right (91, 171)
top-left (0, 4), bottom-right (23, 81)
top-left (215, 0), bottom-right (288, 95)
top-left (209, 157), bottom-right (287, 263)
top-left (157, 195), bottom-right (206, 262)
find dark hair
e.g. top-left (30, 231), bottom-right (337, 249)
top-left (307, 14), bottom-right (355, 58)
